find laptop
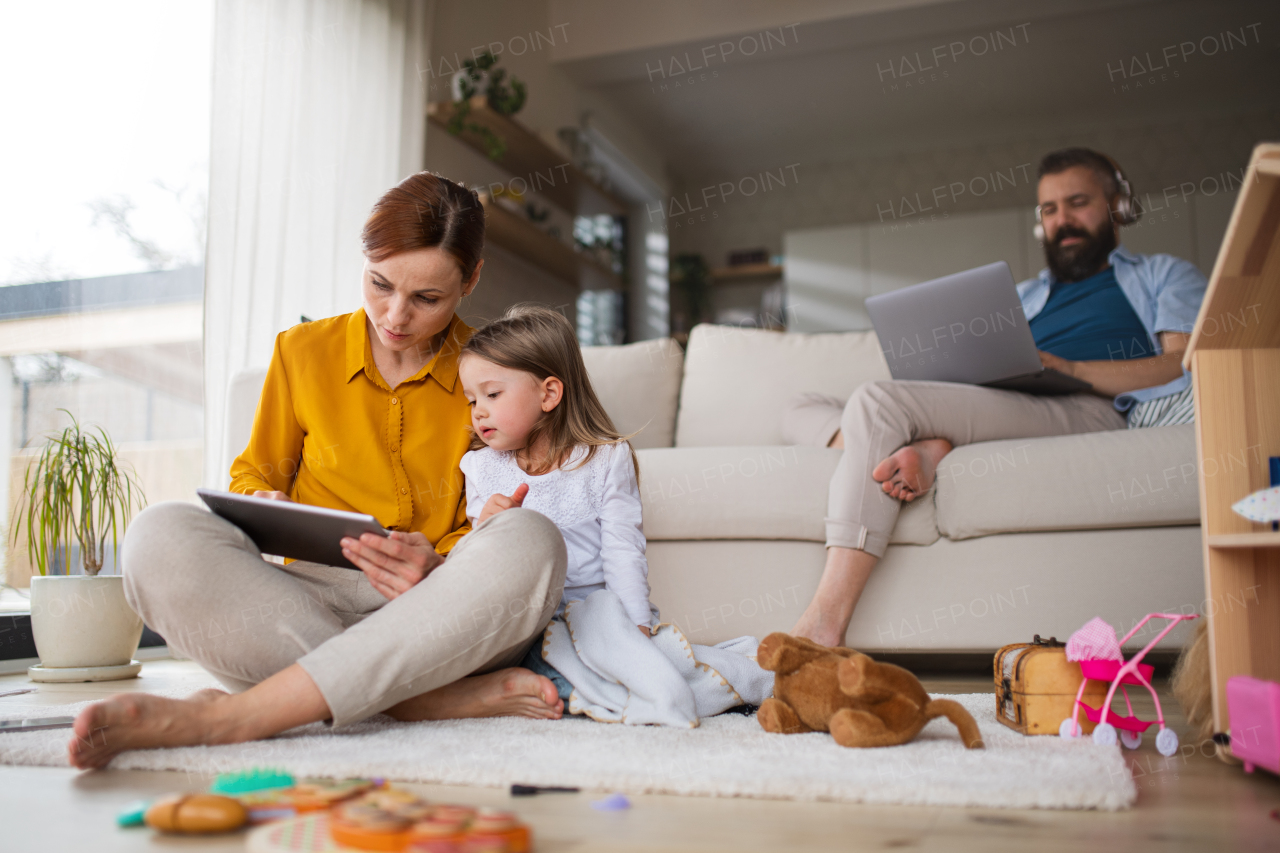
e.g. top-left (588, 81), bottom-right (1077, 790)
top-left (864, 261), bottom-right (1092, 396)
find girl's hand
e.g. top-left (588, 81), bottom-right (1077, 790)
top-left (253, 490), bottom-right (292, 501)
top-left (638, 624), bottom-right (651, 637)
top-left (340, 530), bottom-right (444, 600)
top-left (479, 483), bottom-right (529, 523)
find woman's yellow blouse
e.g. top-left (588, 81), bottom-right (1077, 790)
top-left (229, 309), bottom-right (474, 554)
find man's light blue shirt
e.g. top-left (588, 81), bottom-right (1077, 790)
top-left (1016, 245), bottom-right (1207, 411)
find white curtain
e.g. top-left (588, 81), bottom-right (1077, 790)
top-left (204, 0), bottom-right (431, 486)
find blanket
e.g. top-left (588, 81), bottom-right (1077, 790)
top-left (540, 589), bottom-right (774, 728)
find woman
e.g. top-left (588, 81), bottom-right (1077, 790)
top-left (68, 173), bottom-right (569, 770)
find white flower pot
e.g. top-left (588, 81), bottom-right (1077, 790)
top-left (29, 575), bottom-right (143, 670)
top-left (451, 68), bottom-right (489, 101)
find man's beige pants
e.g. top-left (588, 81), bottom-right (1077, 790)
top-left (121, 503), bottom-right (567, 727)
top-left (782, 380), bottom-right (1126, 558)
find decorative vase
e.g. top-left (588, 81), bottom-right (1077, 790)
top-left (28, 575), bottom-right (144, 682)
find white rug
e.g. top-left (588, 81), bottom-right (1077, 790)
top-left (0, 690), bottom-right (1135, 810)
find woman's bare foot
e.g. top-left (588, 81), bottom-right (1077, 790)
top-left (68, 691), bottom-right (241, 770)
top-left (384, 668), bottom-right (563, 722)
top-left (872, 438), bottom-right (953, 501)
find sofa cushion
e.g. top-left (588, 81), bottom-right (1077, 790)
top-left (674, 324), bottom-right (889, 447)
top-left (223, 367), bottom-right (268, 484)
top-left (583, 338), bottom-right (683, 449)
top-left (935, 425), bottom-right (1200, 539)
top-left (222, 337), bottom-right (682, 482)
top-left (637, 446), bottom-right (938, 546)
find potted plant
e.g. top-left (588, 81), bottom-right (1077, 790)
top-left (9, 413), bottom-right (147, 682)
top-left (447, 50), bottom-right (528, 161)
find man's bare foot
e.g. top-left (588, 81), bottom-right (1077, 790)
top-left (790, 607), bottom-right (845, 648)
top-left (871, 438), bottom-right (953, 501)
top-left (68, 691), bottom-right (239, 770)
top-left (384, 668), bottom-right (563, 723)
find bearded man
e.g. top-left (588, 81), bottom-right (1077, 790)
top-left (784, 147), bottom-right (1208, 648)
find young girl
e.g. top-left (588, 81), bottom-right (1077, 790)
top-left (458, 304), bottom-right (654, 636)
top-left (458, 305), bottom-right (771, 726)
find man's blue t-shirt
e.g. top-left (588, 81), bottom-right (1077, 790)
top-left (1028, 266), bottom-right (1151, 362)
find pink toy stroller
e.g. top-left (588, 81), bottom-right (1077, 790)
top-left (1058, 612), bottom-right (1198, 757)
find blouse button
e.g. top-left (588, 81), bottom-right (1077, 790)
top-left (400, 487), bottom-right (408, 494)
top-left (390, 397), bottom-right (398, 404)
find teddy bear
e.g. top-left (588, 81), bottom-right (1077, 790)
top-left (755, 632), bottom-right (985, 749)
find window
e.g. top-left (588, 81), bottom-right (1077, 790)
top-left (1, 2), bottom-right (213, 584)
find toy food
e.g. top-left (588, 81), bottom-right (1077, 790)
top-left (323, 789), bottom-right (530, 853)
top-left (330, 789), bottom-right (435, 851)
top-left (467, 809), bottom-right (529, 852)
top-left (143, 793), bottom-right (249, 833)
top-left (290, 778), bottom-right (377, 811)
top-left (211, 767), bottom-right (296, 795)
top-left (755, 632), bottom-right (984, 749)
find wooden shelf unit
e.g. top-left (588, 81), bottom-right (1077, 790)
top-left (426, 97), bottom-right (626, 218)
top-left (708, 263), bottom-right (784, 282)
top-left (481, 196), bottom-right (623, 291)
top-left (1208, 532), bottom-right (1280, 549)
top-left (1184, 143), bottom-right (1280, 750)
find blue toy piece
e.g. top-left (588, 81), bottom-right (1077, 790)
top-left (210, 767), bottom-right (296, 795)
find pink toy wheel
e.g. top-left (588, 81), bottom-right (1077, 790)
top-left (1120, 729), bottom-right (1142, 750)
top-left (1092, 722), bottom-right (1117, 746)
top-left (1059, 718), bottom-right (1082, 740)
top-left (1155, 728), bottom-right (1178, 757)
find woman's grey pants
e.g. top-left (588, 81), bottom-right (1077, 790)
top-left (121, 503), bottom-right (567, 727)
top-left (782, 380), bottom-right (1126, 558)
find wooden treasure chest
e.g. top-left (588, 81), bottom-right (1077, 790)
top-left (994, 635), bottom-right (1106, 735)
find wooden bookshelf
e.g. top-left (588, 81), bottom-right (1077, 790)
top-left (427, 97), bottom-right (626, 218)
top-left (1208, 532), bottom-right (1280, 549)
top-left (709, 263), bottom-right (783, 282)
top-left (1183, 142), bottom-right (1280, 754)
top-left (481, 196), bottom-right (622, 291)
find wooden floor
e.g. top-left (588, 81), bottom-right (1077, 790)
top-left (1, 659), bottom-right (1279, 852)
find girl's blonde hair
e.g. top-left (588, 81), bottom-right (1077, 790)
top-left (461, 304), bottom-right (639, 479)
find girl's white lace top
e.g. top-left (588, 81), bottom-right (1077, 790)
top-left (459, 442), bottom-right (652, 626)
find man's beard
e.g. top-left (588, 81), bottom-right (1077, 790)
top-left (1044, 222), bottom-right (1117, 283)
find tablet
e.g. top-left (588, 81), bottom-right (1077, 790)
top-left (196, 488), bottom-right (388, 570)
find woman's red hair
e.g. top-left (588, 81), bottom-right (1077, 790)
top-left (362, 172), bottom-right (485, 279)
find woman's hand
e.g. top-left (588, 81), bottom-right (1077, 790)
top-left (479, 483), bottom-right (529, 524)
top-left (637, 624), bottom-right (651, 637)
top-left (253, 490), bottom-right (292, 501)
top-left (340, 530), bottom-right (444, 601)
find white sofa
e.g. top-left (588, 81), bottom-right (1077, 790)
top-left (224, 323), bottom-right (1204, 654)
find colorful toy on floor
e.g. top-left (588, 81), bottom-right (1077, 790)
top-left (211, 766), bottom-right (296, 794)
top-left (754, 632), bottom-right (985, 749)
top-left (1058, 613), bottom-right (1198, 756)
top-left (143, 793), bottom-right (249, 833)
top-left (120, 774), bottom-right (378, 834)
top-left (590, 793), bottom-right (631, 811)
top-left (1227, 675), bottom-right (1280, 776)
top-left (327, 787), bottom-right (531, 852)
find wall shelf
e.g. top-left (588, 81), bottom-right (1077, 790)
top-left (481, 196), bottom-right (622, 291)
top-left (709, 263), bottom-right (783, 282)
top-left (427, 97), bottom-right (626, 218)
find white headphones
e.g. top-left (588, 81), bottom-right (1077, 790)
top-left (1034, 153), bottom-right (1140, 243)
